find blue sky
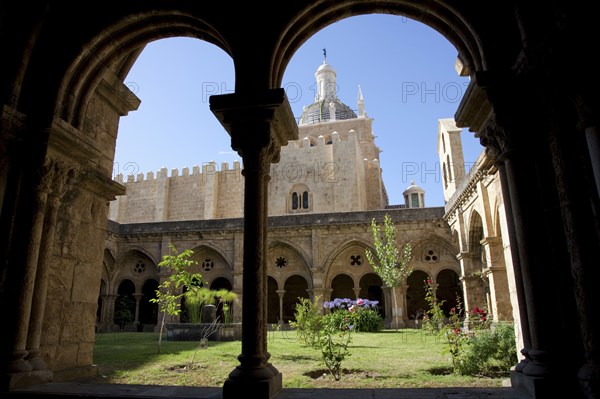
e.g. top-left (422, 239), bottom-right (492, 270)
top-left (115, 14), bottom-right (482, 207)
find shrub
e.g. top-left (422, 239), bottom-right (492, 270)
top-left (320, 310), bottom-right (354, 381)
top-left (290, 296), bottom-right (324, 349)
top-left (323, 298), bottom-right (383, 332)
top-left (454, 322), bottom-right (518, 376)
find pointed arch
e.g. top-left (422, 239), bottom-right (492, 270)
top-left (190, 243), bottom-right (233, 272)
top-left (267, 239), bottom-right (312, 270)
top-left (115, 246), bottom-right (158, 267)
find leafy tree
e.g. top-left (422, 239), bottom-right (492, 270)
top-left (150, 243), bottom-right (203, 353)
top-left (364, 214), bottom-right (412, 328)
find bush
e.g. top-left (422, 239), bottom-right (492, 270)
top-left (323, 298), bottom-right (383, 333)
top-left (290, 296), bottom-right (324, 349)
top-left (455, 322), bottom-right (518, 376)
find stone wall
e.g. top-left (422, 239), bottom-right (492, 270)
top-left (108, 116), bottom-right (389, 223)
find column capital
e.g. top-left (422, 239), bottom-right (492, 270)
top-left (210, 89), bottom-right (298, 163)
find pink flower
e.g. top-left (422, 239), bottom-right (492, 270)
top-left (349, 305), bottom-right (356, 313)
top-left (356, 298), bottom-right (364, 306)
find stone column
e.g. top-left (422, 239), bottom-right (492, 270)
top-left (276, 290), bottom-right (285, 324)
top-left (101, 294), bottom-right (117, 331)
top-left (1, 157), bottom-right (53, 389)
top-left (552, 95), bottom-right (600, 398)
top-left (456, 252), bottom-right (486, 313)
top-left (476, 85), bottom-right (583, 396)
top-left (211, 89), bottom-right (297, 399)
top-left (133, 293), bottom-right (144, 325)
top-left (496, 162), bottom-right (531, 371)
top-left (481, 236), bottom-right (512, 321)
top-left (25, 161), bottom-right (77, 374)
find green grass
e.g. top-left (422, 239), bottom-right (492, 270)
top-left (92, 329), bottom-right (509, 388)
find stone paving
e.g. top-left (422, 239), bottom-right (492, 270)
top-left (6, 381), bottom-right (530, 399)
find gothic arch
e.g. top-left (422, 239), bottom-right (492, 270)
top-left (190, 243), bottom-right (233, 270)
top-left (323, 239), bottom-right (375, 289)
top-left (268, 239), bottom-right (311, 267)
top-left (112, 249), bottom-right (158, 295)
top-left (329, 273), bottom-right (356, 300)
top-left (115, 246), bottom-right (158, 267)
top-left (267, 241), bottom-right (312, 289)
top-left (190, 244), bottom-right (233, 288)
top-left (468, 210), bottom-right (485, 254)
top-left (436, 268), bottom-right (463, 315)
top-left (282, 274), bottom-right (310, 322)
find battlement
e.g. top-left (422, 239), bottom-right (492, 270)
top-left (114, 160), bottom-right (242, 183)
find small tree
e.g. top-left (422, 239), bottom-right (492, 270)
top-left (150, 243), bottom-right (203, 354)
top-left (365, 214), bottom-right (412, 329)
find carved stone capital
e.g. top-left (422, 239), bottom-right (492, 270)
top-left (209, 88), bottom-right (298, 164)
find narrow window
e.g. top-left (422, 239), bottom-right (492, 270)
top-left (411, 193), bottom-right (419, 208)
top-left (292, 192), bottom-right (298, 210)
top-left (302, 191), bottom-right (309, 209)
top-left (443, 164), bottom-right (448, 188)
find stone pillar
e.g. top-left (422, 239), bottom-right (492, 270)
top-left (481, 236), bottom-right (512, 321)
top-left (456, 252), bottom-right (486, 313)
top-left (133, 293), bottom-right (144, 325)
top-left (276, 290), bottom-right (285, 324)
top-left (210, 89), bottom-right (297, 399)
top-left (101, 295), bottom-right (117, 331)
top-left (552, 95), bottom-right (600, 398)
top-left (25, 161), bottom-right (77, 374)
top-left (471, 78), bottom-right (583, 396)
top-left (496, 162), bottom-right (531, 371)
top-left (1, 156), bottom-right (53, 390)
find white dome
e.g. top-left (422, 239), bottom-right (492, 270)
top-left (403, 180), bottom-right (425, 195)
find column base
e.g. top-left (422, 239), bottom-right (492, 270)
top-left (223, 368), bottom-right (282, 399)
top-left (511, 369), bottom-right (581, 398)
top-left (1, 369), bottom-right (53, 391)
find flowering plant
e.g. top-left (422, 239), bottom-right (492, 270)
top-left (323, 297), bottom-right (382, 332)
top-left (323, 297), bottom-right (379, 311)
top-left (467, 306), bottom-right (489, 331)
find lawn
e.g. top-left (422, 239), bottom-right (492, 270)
top-left (92, 329), bottom-right (509, 389)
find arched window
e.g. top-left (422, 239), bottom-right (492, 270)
top-left (289, 184), bottom-right (311, 213)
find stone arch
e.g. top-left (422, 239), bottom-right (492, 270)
top-left (282, 274), bottom-right (310, 322)
top-left (55, 12), bottom-right (232, 129)
top-left (323, 238), bottom-right (373, 285)
top-left (112, 249), bottom-right (159, 295)
top-left (139, 279), bottom-right (159, 327)
top-left (406, 269), bottom-right (431, 320)
top-left (409, 233), bottom-right (459, 264)
top-left (114, 279), bottom-right (136, 329)
top-left (271, 4), bottom-right (501, 89)
top-left (330, 273), bottom-right (356, 300)
top-left (190, 244), bottom-right (233, 288)
top-left (436, 269), bottom-right (463, 316)
top-left (116, 246), bottom-right (158, 269)
top-left (359, 273), bottom-right (385, 317)
top-left (267, 241), bottom-right (312, 291)
top-left (468, 210), bottom-right (485, 271)
top-left (210, 277), bottom-right (234, 323)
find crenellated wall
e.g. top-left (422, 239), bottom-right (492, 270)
top-left (109, 116), bottom-right (389, 223)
